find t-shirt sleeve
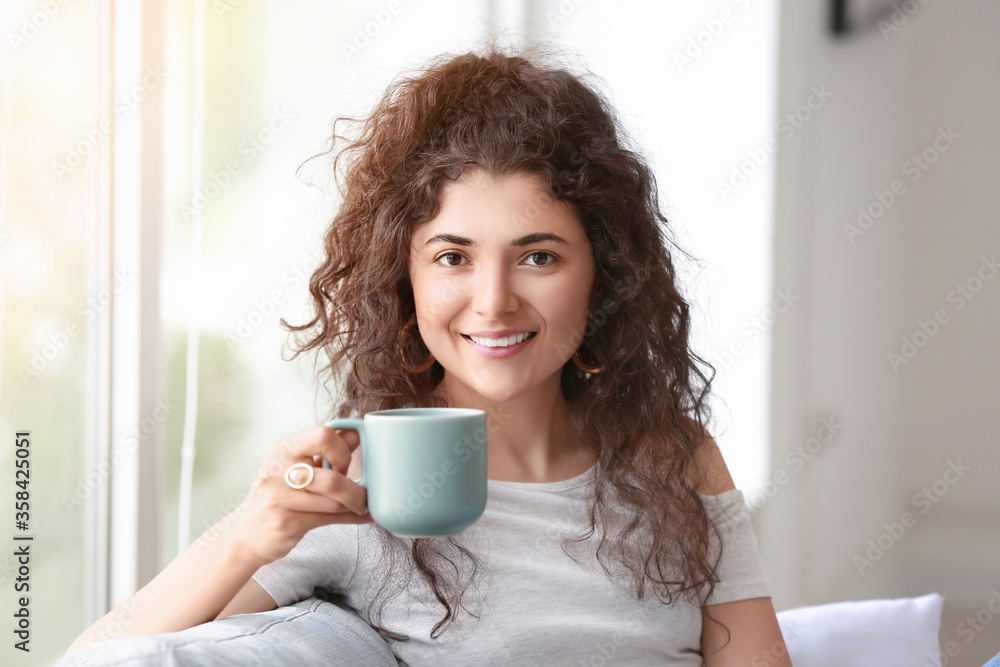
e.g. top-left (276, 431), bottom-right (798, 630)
top-left (251, 523), bottom-right (361, 608)
top-left (696, 488), bottom-right (771, 607)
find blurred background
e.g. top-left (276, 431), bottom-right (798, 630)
top-left (0, 0), bottom-right (997, 664)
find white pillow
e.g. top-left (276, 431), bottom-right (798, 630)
top-left (775, 593), bottom-right (944, 667)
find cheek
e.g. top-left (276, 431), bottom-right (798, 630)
top-left (528, 277), bottom-right (590, 321)
top-left (416, 276), bottom-right (465, 322)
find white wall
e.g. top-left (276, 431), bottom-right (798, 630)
top-left (761, 0), bottom-right (1000, 661)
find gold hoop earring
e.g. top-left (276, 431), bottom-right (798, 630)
top-left (398, 315), bottom-right (436, 373)
top-left (572, 347), bottom-right (604, 374)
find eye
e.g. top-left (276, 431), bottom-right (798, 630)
top-left (434, 252), bottom-right (465, 267)
top-left (523, 251), bottom-right (556, 267)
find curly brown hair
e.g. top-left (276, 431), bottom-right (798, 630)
top-left (280, 41), bottom-right (729, 646)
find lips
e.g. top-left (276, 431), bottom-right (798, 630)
top-left (461, 331), bottom-right (537, 358)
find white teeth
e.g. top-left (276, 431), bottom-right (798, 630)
top-left (469, 332), bottom-right (534, 348)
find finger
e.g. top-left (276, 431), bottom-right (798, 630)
top-left (333, 428), bottom-right (360, 449)
top-left (280, 467), bottom-right (369, 517)
top-left (303, 467), bottom-right (369, 516)
top-left (278, 425), bottom-right (352, 473)
top-left (323, 427), bottom-right (360, 471)
top-left (298, 509), bottom-right (376, 530)
top-left (278, 488), bottom-right (366, 516)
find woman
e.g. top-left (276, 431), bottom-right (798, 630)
top-left (67, 44), bottom-right (791, 666)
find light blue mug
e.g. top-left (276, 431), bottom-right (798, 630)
top-left (324, 408), bottom-right (488, 538)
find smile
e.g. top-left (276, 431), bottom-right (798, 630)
top-left (461, 332), bottom-right (537, 358)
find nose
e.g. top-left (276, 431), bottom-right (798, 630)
top-left (471, 260), bottom-right (519, 319)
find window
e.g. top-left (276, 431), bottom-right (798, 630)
top-left (0, 0), bottom-right (103, 660)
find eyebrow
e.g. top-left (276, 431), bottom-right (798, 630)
top-left (423, 232), bottom-right (570, 248)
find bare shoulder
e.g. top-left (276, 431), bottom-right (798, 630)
top-left (688, 425), bottom-right (737, 496)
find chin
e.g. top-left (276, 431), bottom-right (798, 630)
top-left (469, 384), bottom-right (524, 403)
top-left (457, 374), bottom-right (531, 403)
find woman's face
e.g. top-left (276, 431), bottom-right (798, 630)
top-left (409, 169), bottom-right (598, 403)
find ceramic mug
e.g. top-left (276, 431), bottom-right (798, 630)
top-left (324, 408), bottom-right (488, 537)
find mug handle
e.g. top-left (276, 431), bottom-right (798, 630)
top-left (324, 418), bottom-right (366, 489)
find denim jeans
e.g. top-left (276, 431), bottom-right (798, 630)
top-left (54, 595), bottom-right (401, 667)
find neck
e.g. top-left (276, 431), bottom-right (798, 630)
top-left (433, 373), bottom-right (595, 483)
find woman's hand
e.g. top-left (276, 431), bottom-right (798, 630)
top-left (227, 424), bottom-right (373, 568)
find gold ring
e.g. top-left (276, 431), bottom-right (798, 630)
top-left (284, 462), bottom-right (315, 490)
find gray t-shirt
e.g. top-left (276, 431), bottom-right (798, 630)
top-left (251, 463), bottom-right (771, 666)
